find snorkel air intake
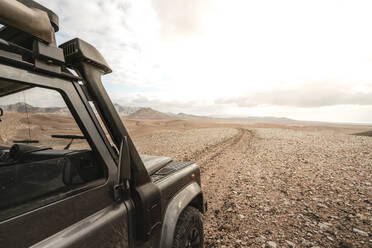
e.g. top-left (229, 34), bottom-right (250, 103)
top-left (60, 39), bottom-right (111, 74)
top-left (59, 38), bottom-right (151, 186)
top-left (60, 39), bottom-right (163, 240)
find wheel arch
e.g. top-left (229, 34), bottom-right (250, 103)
top-left (158, 182), bottom-right (205, 248)
top-left (189, 192), bottom-right (205, 214)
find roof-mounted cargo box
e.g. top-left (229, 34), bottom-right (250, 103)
top-left (0, 0), bottom-right (59, 44)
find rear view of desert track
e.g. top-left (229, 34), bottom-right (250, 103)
top-left (183, 128), bottom-right (250, 169)
top-left (187, 128), bottom-right (260, 247)
top-left (181, 127), bottom-right (371, 248)
top-left (131, 121), bottom-right (372, 247)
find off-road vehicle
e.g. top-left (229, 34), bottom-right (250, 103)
top-left (0, 1), bottom-right (206, 247)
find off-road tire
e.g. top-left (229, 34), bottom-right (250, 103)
top-left (172, 206), bottom-right (204, 248)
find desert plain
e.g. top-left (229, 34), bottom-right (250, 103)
top-left (1, 112), bottom-right (371, 247)
top-left (129, 118), bottom-right (372, 248)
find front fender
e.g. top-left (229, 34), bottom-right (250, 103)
top-left (158, 182), bottom-right (203, 248)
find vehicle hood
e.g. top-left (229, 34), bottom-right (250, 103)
top-left (140, 154), bottom-right (172, 175)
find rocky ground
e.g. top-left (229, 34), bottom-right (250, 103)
top-left (134, 126), bottom-right (372, 248)
top-left (134, 128), bottom-right (238, 161)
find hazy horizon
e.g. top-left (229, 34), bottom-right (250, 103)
top-left (2, 98), bottom-right (372, 125)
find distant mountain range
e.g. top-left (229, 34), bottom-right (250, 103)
top-left (0, 102), bottom-right (302, 123)
top-left (222, 116), bottom-right (298, 124)
top-left (169, 112), bottom-right (211, 120)
top-left (3, 102), bottom-right (350, 125)
top-left (127, 107), bottom-right (171, 119)
top-left (0, 102), bottom-right (68, 114)
top-left (0, 102), bottom-right (177, 119)
top-left (113, 103), bottom-right (140, 116)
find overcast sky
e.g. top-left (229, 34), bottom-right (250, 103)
top-left (36, 0), bottom-right (372, 123)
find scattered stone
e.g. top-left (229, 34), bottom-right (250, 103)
top-left (318, 222), bottom-right (332, 230)
top-left (285, 240), bottom-right (296, 247)
top-left (134, 125), bottom-right (372, 248)
top-left (255, 235), bottom-right (266, 243)
top-left (338, 241), bottom-right (353, 248)
top-left (301, 238), bottom-right (312, 247)
top-left (317, 203), bottom-right (328, 208)
top-left (353, 228), bottom-right (368, 237)
top-left (265, 241), bottom-right (277, 248)
top-left (356, 213), bottom-right (366, 220)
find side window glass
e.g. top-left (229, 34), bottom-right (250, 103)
top-left (0, 85), bottom-right (105, 221)
top-left (88, 101), bottom-right (117, 153)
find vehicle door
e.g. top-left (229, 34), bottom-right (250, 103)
top-left (0, 69), bottom-right (130, 248)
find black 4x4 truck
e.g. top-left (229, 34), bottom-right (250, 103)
top-left (0, 1), bottom-right (206, 247)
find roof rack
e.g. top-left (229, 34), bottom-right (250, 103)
top-left (17, 0), bottom-right (59, 31)
top-left (0, 0), bottom-right (58, 44)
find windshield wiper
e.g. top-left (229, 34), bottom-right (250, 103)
top-left (51, 135), bottom-right (85, 140)
top-left (51, 134), bottom-right (86, 150)
top-left (13, 140), bottom-right (39, 144)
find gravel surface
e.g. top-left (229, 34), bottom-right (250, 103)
top-left (133, 128), bottom-right (238, 161)
top-left (134, 127), bottom-right (372, 248)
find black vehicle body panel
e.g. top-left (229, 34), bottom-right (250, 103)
top-left (0, 63), bottom-right (120, 247)
top-left (31, 204), bottom-right (129, 248)
top-left (141, 154), bottom-right (172, 175)
top-left (0, 61), bottom-right (205, 248)
top-left (0, 2), bottom-right (206, 245)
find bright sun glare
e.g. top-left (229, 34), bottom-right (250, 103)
top-left (37, 0), bottom-right (372, 123)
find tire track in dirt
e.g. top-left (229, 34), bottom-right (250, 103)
top-left (184, 128), bottom-right (248, 172)
top-left (185, 128), bottom-right (256, 247)
top-left (133, 122), bottom-right (371, 247)
top-left (191, 127), bottom-right (372, 248)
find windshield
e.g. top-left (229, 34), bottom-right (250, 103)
top-left (0, 84), bottom-right (89, 150)
top-left (0, 81), bottom-right (104, 221)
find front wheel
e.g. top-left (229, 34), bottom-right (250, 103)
top-left (172, 206), bottom-right (204, 248)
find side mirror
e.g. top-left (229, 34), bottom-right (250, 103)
top-left (0, 107), bottom-right (3, 122)
top-left (114, 136), bottom-right (131, 202)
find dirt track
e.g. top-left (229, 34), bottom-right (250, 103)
top-left (189, 128), bottom-right (255, 246)
top-left (169, 127), bottom-right (372, 248)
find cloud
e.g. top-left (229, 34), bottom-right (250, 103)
top-left (151, 0), bottom-right (213, 38)
top-left (216, 81), bottom-right (372, 108)
top-left (110, 92), bottom-right (229, 115)
top-left (32, 1), bottom-right (372, 123)
top-left (36, 0), bottom-right (161, 87)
